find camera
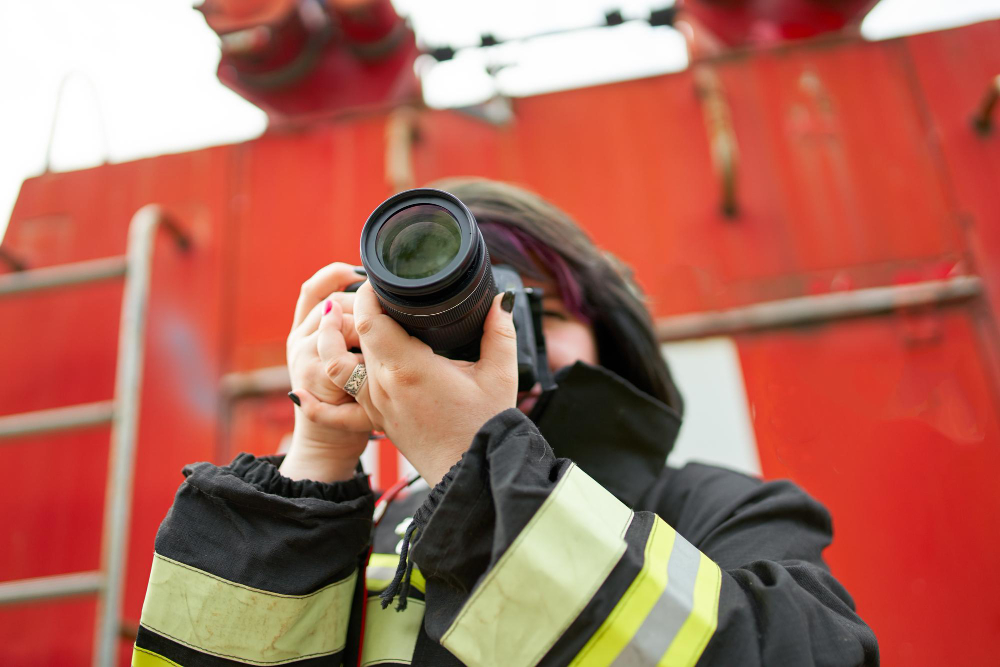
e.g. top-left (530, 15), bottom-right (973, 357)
top-left (358, 188), bottom-right (554, 393)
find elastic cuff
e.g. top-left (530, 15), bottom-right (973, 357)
top-left (412, 455), bottom-right (462, 525)
top-left (413, 409), bottom-right (528, 526)
top-left (409, 409), bottom-right (536, 586)
top-left (194, 452), bottom-right (371, 503)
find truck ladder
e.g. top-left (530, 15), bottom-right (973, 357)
top-left (0, 204), bottom-right (188, 667)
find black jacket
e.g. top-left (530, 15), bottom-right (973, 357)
top-left (133, 362), bottom-right (878, 666)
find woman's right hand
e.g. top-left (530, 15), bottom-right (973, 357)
top-left (280, 263), bottom-right (372, 482)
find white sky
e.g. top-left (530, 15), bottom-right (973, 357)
top-left (2, 0), bottom-right (1000, 245)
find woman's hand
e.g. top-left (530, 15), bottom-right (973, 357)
top-left (281, 263), bottom-right (371, 483)
top-left (321, 282), bottom-right (518, 486)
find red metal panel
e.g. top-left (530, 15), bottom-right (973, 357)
top-left (905, 21), bottom-right (1000, 326)
top-left (0, 429), bottom-right (108, 581)
top-left (737, 306), bottom-right (1000, 666)
top-left (721, 38), bottom-right (961, 274)
top-left (227, 120), bottom-right (389, 372)
top-left (484, 73), bottom-right (742, 316)
top-left (0, 598), bottom-right (95, 666)
top-left (226, 393), bottom-right (295, 461)
top-left (412, 109), bottom-right (511, 182)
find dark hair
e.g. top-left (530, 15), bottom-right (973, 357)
top-left (428, 177), bottom-right (684, 414)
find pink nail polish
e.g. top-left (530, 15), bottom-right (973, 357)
top-left (324, 300), bottom-right (332, 315)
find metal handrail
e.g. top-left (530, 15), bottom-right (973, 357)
top-left (0, 401), bottom-right (115, 440)
top-left (220, 365), bottom-right (292, 398)
top-left (0, 256), bottom-right (127, 295)
top-left (215, 277), bottom-right (985, 400)
top-left (93, 205), bottom-right (187, 667)
top-left (44, 72), bottom-right (110, 172)
top-left (0, 571), bottom-right (103, 606)
top-left (655, 276), bottom-right (982, 342)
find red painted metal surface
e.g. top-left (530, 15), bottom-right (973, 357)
top-left (739, 306), bottom-right (1000, 666)
top-left (2, 20), bottom-right (999, 664)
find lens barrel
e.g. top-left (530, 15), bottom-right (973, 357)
top-left (360, 188), bottom-right (497, 356)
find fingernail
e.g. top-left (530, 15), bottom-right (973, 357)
top-left (323, 300), bottom-right (332, 315)
top-left (287, 392), bottom-right (301, 406)
top-left (501, 289), bottom-right (516, 313)
top-left (353, 266), bottom-right (367, 276)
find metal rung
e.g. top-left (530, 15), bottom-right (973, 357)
top-left (0, 400), bottom-right (115, 441)
top-left (220, 365), bottom-right (291, 398)
top-left (0, 255), bottom-right (127, 296)
top-left (0, 571), bottom-right (104, 606)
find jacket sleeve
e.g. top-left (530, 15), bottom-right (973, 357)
top-left (407, 409), bottom-right (879, 667)
top-left (132, 452), bottom-right (374, 667)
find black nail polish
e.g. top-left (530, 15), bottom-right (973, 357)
top-left (287, 391), bottom-right (301, 406)
top-left (501, 289), bottom-right (516, 313)
top-left (353, 266), bottom-right (367, 276)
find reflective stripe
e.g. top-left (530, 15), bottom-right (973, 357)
top-left (139, 552), bottom-right (357, 665)
top-left (366, 553), bottom-right (426, 593)
top-left (360, 596), bottom-right (425, 666)
top-left (658, 552), bottom-right (722, 667)
top-left (570, 516), bottom-right (722, 667)
top-left (613, 528), bottom-right (703, 666)
top-left (441, 463), bottom-right (634, 667)
top-left (571, 519), bottom-right (677, 666)
top-left (132, 646), bottom-right (181, 667)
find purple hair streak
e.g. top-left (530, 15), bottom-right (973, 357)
top-left (479, 222), bottom-right (591, 324)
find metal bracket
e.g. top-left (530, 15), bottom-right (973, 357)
top-left (694, 66), bottom-right (739, 219)
top-left (972, 74), bottom-right (1000, 136)
top-left (0, 247), bottom-right (28, 272)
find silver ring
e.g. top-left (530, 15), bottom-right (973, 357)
top-left (344, 363), bottom-right (367, 397)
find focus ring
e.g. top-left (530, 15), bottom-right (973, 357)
top-left (378, 253), bottom-right (497, 353)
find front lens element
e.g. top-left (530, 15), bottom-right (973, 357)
top-left (378, 204), bottom-right (462, 279)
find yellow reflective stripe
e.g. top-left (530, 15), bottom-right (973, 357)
top-left (570, 519), bottom-right (677, 666)
top-left (360, 596), bottom-right (425, 666)
top-left (366, 553), bottom-right (426, 593)
top-left (139, 552), bottom-right (357, 665)
top-left (132, 646), bottom-right (181, 667)
top-left (441, 463), bottom-right (634, 667)
top-left (658, 552), bottom-right (722, 667)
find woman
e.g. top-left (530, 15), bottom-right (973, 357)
top-left (133, 179), bottom-right (878, 667)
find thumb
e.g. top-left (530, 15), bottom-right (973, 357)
top-left (477, 290), bottom-right (518, 385)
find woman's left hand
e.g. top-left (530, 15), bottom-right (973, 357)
top-left (320, 281), bottom-right (518, 486)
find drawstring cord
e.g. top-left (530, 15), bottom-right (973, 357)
top-left (379, 518), bottom-right (422, 610)
top-left (359, 469), bottom-right (423, 667)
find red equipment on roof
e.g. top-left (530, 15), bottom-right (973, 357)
top-left (198, 0), bottom-right (420, 122)
top-left (680, 0), bottom-right (880, 49)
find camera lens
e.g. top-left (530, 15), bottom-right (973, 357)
top-left (361, 188), bottom-right (497, 357)
top-left (377, 205), bottom-right (462, 279)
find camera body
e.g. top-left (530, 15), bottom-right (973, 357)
top-left (489, 265), bottom-right (554, 393)
top-left (357, 188), bottom-right (554, 393)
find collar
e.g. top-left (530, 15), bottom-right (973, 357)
top-left (528, 362), bottom-right (683, 507)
